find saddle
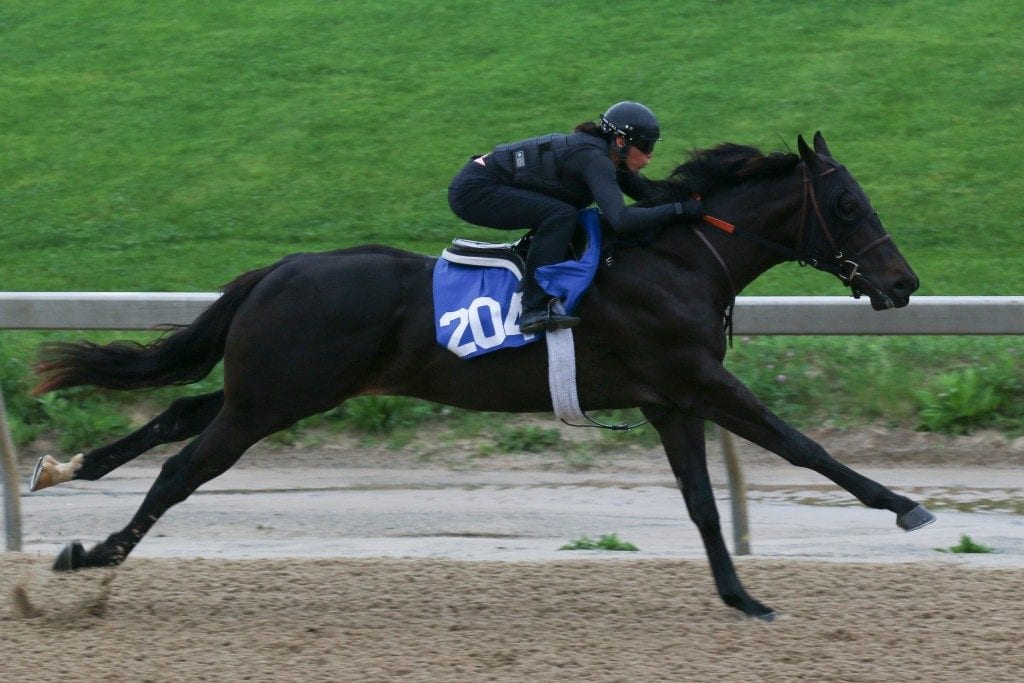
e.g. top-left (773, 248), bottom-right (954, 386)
top-left (442, 214), bottom-right (595, 280)
top-left (432, 208), bottom-right (603, 359)
top-left (442, 236), bottom-right (529, 280)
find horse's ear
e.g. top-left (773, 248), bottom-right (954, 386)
top-left (797, 134), bottom-right (818, 170)
top-left (812, 131), bottom-right (833, 158)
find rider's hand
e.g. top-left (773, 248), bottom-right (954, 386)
top-left (673, 199), bottom-right (704, 218)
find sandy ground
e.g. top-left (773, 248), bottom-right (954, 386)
top-left (3, 424), bottom-right (1024, 681)
top-left (3, 555), bottom-right (1022, 682)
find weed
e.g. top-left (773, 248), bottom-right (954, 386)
top-left (494, 425), bottom-right (561, 453)
top-left (4, 336), bottom-right (1024, 451)
top-left (339, 396), bottom-right (437, 434)
top-left (559, 534), bottom-right (639, 551)
top-left (915, 361), bottom-right (1023, 435)
top-left (0, 341), bottom-right (46, 443)
top-left (37, 392), bottom-right (130, 453)
top-left (934, 534), bottom-right (995, 554)
top-left (560, 448), bottom-right (597, 470)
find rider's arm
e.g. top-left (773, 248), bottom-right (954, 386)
top-left (616, 170), bottom-right (661, 202)
top-left (575, 152), bottom-right (686, 234)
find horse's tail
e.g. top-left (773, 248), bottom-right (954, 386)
top-left (32, 263), bottom-right (281, 395)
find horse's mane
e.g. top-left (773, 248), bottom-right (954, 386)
top-left (649, 143), bottom-right (800, 201)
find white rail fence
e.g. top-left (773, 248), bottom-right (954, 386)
top-left (3, 294), bottom-right (1023, 553)
top-left (2, 292), bottom-right (1023, 333)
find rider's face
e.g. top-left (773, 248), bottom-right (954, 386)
top-left (624, 143), bottom-right (653, 173)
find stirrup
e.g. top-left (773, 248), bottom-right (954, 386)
top-left (519, 301), bottom-right (580, 333)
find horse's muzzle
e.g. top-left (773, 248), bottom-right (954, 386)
top-left (853, 272), bottom-right (917, 310)
top-left (889, 275), bottom-right (919, 308)
top-left (865, 274), bottom-right (917, 310)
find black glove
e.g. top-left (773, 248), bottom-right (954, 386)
top-left (672, 199), bottom-right (704, 218)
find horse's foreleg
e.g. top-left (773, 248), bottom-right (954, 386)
top-left (30, 391), bottom-right (224, 492)
top-left (645, 407), bottom-right (775, 620)
top-left (53, 405), bottom-right (259, 570)
top-left (697, 371), bottom-right (934, 530)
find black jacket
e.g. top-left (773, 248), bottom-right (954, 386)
top-left (486, 132), bottom-right (682, 234)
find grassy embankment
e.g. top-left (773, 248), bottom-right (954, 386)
top-left (2, 1), bottom-right (1022, 453)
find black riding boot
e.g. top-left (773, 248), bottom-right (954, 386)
top-left (518, 274), bottom-right (580, 334)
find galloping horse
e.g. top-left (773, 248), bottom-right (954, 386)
top-left (30, 133), bottom-right (933, 620)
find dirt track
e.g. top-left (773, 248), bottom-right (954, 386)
top-left (3, 427), bottom-right (1024, 681)
top-left (2, 555), bottom-right (1022, 682)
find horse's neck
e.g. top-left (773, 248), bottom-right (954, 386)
top-left (700, 173), bottom-right (804, 295)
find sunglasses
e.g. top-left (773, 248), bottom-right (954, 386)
top-left (630, 138), bottom-right (656, 155)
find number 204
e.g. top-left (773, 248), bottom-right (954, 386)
top-left (439, 293), bottom-right (535, 357)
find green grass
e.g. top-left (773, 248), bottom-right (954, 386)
top-left (935, 535), bottom-right (995, 554)
top-left (2, 1), bottom-right (1023, 448)
top-left (2, 1), bottom-right (1022, 293)
top-left (494, 425), bottom-right (563, 453)
top-left (723, 336), bottom-right (1024, 434)
top-left (559, 534), bottom-right (639, 552)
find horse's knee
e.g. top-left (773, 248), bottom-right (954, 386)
top-left (165, 394), bottom-right (205, 419)
top-left (688, 499), bottom-right (722, 532)
top-left (157, 442), bottom-right (197, 481)
top-left (161, 391), bottom-right (224, 435)
top-left (679, 485), bottom-right (722, 531)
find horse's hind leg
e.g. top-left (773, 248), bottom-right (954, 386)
top-left (30, 391), bottom-right (224, 492)
top-left (646, 407), bottom-right (774, 620)
top-left (52, 403), bottom-right (263, 570)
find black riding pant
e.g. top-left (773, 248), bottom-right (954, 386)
top-left (448, 160), bottom-right (578, 310)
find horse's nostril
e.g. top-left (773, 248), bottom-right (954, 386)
top-left (893, 277), bottom-right (919, 297)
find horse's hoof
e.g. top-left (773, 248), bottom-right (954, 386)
top-left (897, 504), bottom-right (937, 531)
top-left (29, 455), bottom-right (58, 492)
top-left (53, 541), bottom-right (86, 572)
top-left (732, 597), bottom-right (775, 621)
top-left (747, 602), bottom-right (776, 622)
top-left (29, 453), bottom-right (83, 492)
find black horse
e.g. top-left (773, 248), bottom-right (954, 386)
top-left (30, 133), bottom-right (933, 620)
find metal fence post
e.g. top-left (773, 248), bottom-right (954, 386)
top-left (1, 384), bottom-right (23, 551)
top-left (719, 427), bottom-right (750, 555)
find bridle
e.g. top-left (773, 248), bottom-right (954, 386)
top-left (795, 160), bottom-right (893, 303)
top-left (695, 157), bottom-right (897, 308)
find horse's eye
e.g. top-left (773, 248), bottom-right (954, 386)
top-left (831, 189), bottom-right (859, 222)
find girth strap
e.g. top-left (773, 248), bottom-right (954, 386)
top-left (546, 302), bottom-right (652, 431)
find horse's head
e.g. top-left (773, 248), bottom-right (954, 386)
top-left (796, 132), bottom-right (918, 310)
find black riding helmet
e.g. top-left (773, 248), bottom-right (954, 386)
top-left (600, 101), bottom-right (662, 155)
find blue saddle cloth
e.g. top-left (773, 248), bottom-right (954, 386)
top-left (433, 208), bottom-right (602, 359)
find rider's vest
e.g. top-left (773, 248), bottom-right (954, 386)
top-left (490, 133), bottom-right (607, 193)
